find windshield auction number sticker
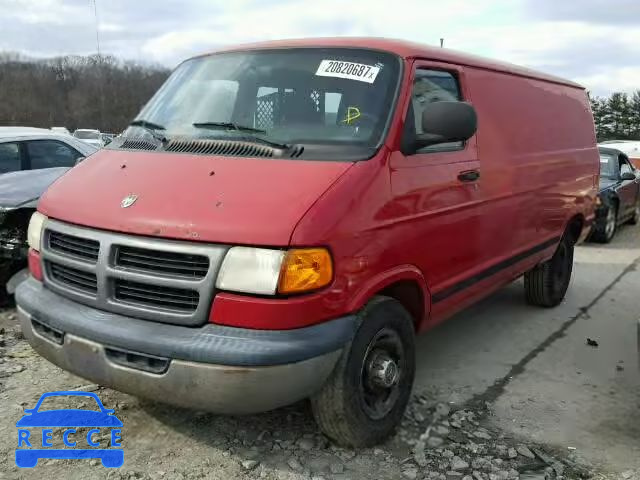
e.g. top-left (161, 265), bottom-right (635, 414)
top-left (316, 60), bottom-right (380, 83)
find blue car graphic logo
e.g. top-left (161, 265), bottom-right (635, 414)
top-left (16, 391), bottom-right (123, 468)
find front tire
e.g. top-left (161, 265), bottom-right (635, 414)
top-left (311, 296), bottom-right (415, 447)
top-left (592, 204), bottom-right (618, 243)
top-left (524, 236), bottom-right (574, 308)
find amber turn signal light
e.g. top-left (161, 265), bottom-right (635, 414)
top-left (278, 248), bottom-right (333, 294)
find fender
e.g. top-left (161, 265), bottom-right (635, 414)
top-left (562, 210), bottom-right (589, 245)
top-left (346, 265), bottom-right (431, 327)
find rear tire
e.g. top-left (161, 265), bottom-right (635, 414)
top-left (311, 296), bottom-right (415, 447)
top-left (524, 236), bottom-right (574, 308)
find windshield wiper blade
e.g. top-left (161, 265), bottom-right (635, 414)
top-left (192, 121), bottom-right (266, 134)
top-left (129, 119), bottom-right (167, 142)
top-left (192, 122), bottom-right (291, 149)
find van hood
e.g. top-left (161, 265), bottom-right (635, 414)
top-left (38, 150), bottom-right (353, 245)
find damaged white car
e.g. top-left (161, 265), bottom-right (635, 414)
top-left (0, 128), bottom-right (97, 303)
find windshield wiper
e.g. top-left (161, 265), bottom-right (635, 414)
top-left (192, 122), bottom-right (266, 134)
top-left (129, 119), bottom-right (167, 142)
top-left (192, 122), bottom-right (290, 149)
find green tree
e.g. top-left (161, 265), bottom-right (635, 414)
top-left (607, 92), bottom-right (631, 139)
top-left (589, 93), bottom-right (611, 141)
top-left (629, 90), bottom-right (640, 139)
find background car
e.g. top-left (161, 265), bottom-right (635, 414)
top-left (101, 133), bottom-right (115, 145)
top-left (72, 128), bottom-right (104, 148)
top-left (591, 146), bottom-right (640, 243)
top-left (50, 126), bottom-right (71, 136)
top-left (0, 127), bottom-right (96, 175)
top-left (0, 127), bottom-right (97, 303)
top-left (599, 140), bottom-right (640, 169)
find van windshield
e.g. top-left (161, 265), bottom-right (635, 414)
top-left (129, 48), bottom-right (401, 157)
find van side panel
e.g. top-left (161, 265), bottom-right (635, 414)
top-left (287, 66), bottom-right (598, 331)
top-left (464, 67), bottom-right (598, 261)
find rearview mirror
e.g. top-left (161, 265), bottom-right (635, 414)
top-left (621, 171), bottom-right (636, 181)
top-left (415, 101), bottom-right (477, 150)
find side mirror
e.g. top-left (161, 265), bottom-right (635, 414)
top-left (414, 101), bottom-right (477, 151)
top-left (621, 171), bottom-right (636, 181)
top-left (74, 156), bottom-right (85, 166)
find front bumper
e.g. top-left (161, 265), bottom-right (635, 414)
top-left (16, 278), bottom-right (357, 413)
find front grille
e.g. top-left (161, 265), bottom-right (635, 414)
top-left (40, 220), bottom-right (227, 326)
top-left (48, 262), bottom-right (97, 294)
top-left (115, 279), bottom-right (199, 313)
top-left (116, 245), bottom-right (209, 279)
top-left (48, 230), bottom-right (100, 262)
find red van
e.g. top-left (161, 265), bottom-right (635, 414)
top-left (16, 38), bottom-right (599, 446)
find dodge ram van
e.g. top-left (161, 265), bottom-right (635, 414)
top-left (16, 38), bottom-right (599, 447)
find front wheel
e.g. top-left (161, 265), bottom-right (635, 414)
top-left (524, 236), bottom-right (574, 308)
top-left (592, 204), bottom-right (618, 243)
top-left (311, 296), bottom-right (415, 447)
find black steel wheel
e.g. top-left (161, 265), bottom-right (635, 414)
top-left (524, 235), bottom-right (574, 308)
top-left (311, 296), bottom-right (415, 447)
top-left (592, 204), bottom-right (618, 243)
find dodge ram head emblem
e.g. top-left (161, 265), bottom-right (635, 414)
top-left (121, 194), bottom-right (138, 208)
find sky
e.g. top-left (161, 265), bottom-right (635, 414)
top-left (1, 0), bottom-right (638, 96)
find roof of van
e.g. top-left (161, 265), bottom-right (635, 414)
top-left (195, 37), bottom-right (583, 89)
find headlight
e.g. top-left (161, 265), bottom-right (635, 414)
top-left (27, 212), bottom-right (47, 251)
top-left (216, 246), bottom-right (333, 295)
top-left (216, 247), bottom-right (285, 295)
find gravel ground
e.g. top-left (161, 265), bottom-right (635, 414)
top-left (0, 307), bottom-right (623, 480)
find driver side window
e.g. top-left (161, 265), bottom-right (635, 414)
top-left (620, 158), bottom-right (633, 176)
top-left (411, 69), bottom-right (463, 153)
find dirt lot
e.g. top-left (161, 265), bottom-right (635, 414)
top-left (1, 226), bottom-right (639, 480)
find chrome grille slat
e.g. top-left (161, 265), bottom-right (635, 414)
top-left (115, 281), bottom-right (199, 300)
top-left (117, 256), bottom-right (209, 274)
top-left (49, 262), bottom-right (98, 294)
top-left (40, 219), bottom-right (228, 326)
top-left (48, 231), bottom-right (99, 262)
top-left (50, 238), bottom-right (99, 257)
top-left (115, 280), bottom-right (199, 312)
top-left (116, 245), bottom-right (209, 278)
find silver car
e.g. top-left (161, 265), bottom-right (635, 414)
top-left (0, 127), bottom-right (97, 302)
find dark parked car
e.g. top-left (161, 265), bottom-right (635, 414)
top-left (591, 147), bottom-right (640, 243)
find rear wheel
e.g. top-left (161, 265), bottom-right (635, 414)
top-left (311, 296), bottom-right (415, 447)
top-left (524, 236), bottom-right (574, 308)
